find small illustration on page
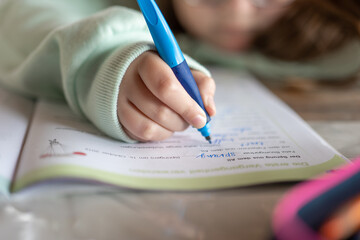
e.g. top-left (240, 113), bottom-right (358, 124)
top-left (40, 139), bottom-right (86, 159)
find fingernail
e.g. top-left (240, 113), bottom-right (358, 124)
top-left (191, 114), bottom-right (206, 129)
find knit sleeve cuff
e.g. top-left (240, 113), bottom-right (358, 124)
top-left (184, 54), bottom-right (212, 78)
top-left (85, 42), bottom-right (155, 143)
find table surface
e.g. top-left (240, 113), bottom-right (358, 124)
top-left (1, 78), bottom-right (359, 240)
top-left (267, 77), bottom-right (360, 160)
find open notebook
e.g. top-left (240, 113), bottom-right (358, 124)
top-left (0, 68), bottom-right (348, 194)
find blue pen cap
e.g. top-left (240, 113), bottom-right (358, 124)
top-left (137, 0), bottom-right (184, 68)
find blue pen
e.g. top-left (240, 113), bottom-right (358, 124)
top-left (136, 0), bottom-right (212, 143)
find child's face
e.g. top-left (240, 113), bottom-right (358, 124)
top-left (173, 0), bottom-right (289, 52)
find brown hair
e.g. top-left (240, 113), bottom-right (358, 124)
top-left (253, 0), bottom-right (360, 61)
top-left (159, 0), bottom-right (360, 61)
top-left (158, 1), bottom-right (184, 33)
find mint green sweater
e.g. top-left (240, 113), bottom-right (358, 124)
top-left (1, 0), bottom-right (359, 142)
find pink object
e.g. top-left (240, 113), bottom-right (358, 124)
top-left (273, 157), bottom-right (360, 240)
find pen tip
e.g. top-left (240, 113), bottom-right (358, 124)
top-left (205, 136), bottom-right (212, 144)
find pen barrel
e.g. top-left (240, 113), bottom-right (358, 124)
top-left (172, 60), bottom-right (211, 123)
top-left (137, 0), bottom-right (211, 137)
top-left (137, 0), bottom-right (184, 68)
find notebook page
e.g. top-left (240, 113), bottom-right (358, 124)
top-left (0, 88), bottom-right (34, 194)
top-left (13, 69), bottom-right (348, 191)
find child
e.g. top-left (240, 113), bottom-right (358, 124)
top-left (0, 0), bottom-right (359, 143)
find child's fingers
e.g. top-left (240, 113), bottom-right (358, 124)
top-left (191, 70), bottom-right (217, 117)
top-left (118, 98), bottom-right (174, 142)
top-left (127, 74), bottom-right (189, 132)
top-left (138, 52), bottom-right (207, 129)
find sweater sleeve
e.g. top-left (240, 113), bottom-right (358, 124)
top-left (0, 0), bottom-right (211, 143)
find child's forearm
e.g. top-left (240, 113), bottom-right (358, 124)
top-left (0, 0), bottom-right (152, 142)
top-left (0, 0), bottom-right (211, 142)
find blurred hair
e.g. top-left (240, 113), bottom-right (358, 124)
top-left (158, 1), bottom-right (184, 33)
top-left (253, 0), bottom-right (360, 61)
top-left (159, 0), bottom-right (360, 62)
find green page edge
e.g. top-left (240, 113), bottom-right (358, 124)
top-left (12, 154), bottom-right (347, 192)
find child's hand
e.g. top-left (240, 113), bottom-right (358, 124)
top-left (118, 51), bottom-right (216, 142)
